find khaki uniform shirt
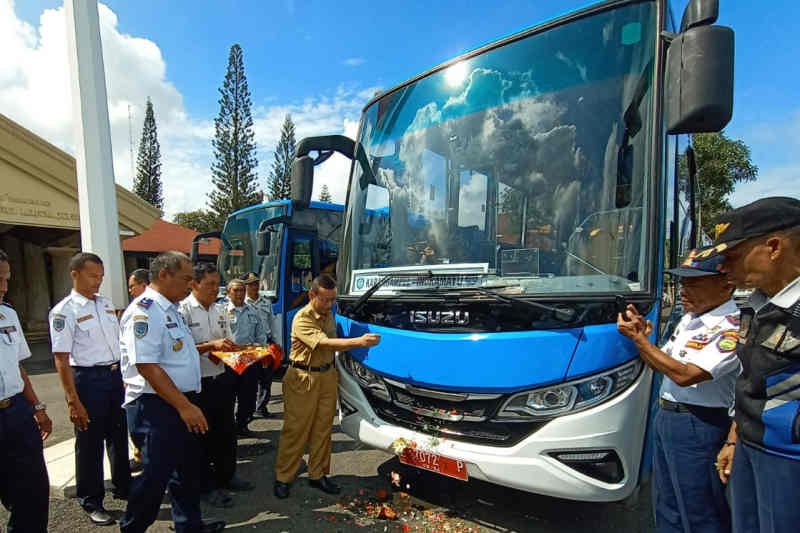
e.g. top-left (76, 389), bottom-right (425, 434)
top-left (290, 303), bottom-right (336, 366)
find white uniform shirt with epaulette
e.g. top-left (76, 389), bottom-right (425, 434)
top-left (49, 290), bottom-right (121, 367)
top-left (245, 295), bottom-right (273, 338)
top-left (120, 287), bottom-right (201, 405)
top-left (0, 303), bottom-right (32, 401)
top-left (178, 293), bottom-right (232, 378)
top-left (226, 302), bottom-right (267, 346)
top-left (660, 298), bottom-right (742, 409)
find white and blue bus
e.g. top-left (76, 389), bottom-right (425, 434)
top-left (288, 0), bottom-right (733, 501)
top-left (193, 199), bottom-right (344, 352)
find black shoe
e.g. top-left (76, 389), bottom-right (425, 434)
top-left (199, 519), bottom-right (226, 532)
top-left (237, 426), bottom-right (256, 438)
top-left (257, 407), bottom-right (273, 419)
top-left (309, 476), bottom-right (341, 495)
top-left (201, 489), bottom-right (234, 508)
top-left (169, 519), bottom-right (226, 532)
top-left (225, 476), bottom-right (255, 492)
top-left (112, 491), bottom-right (129, 500)
top-left (274, 481), bottom-right (290, 499)
top-left (86, 508), bottom-right (115, 526)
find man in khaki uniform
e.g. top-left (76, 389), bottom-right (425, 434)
top-left (273, 274), bottom-right (380, 499)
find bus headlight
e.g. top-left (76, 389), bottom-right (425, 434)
top-left (340, 352), bottom-right (391, 401)
top-left (495, 359), bottom-right (642, 420)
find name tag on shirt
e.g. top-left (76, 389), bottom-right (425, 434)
top-left (76, 314), bottom-right (94, 323)
top-left (166, 322), bottom-right (179, 329)
top-left (0, 325), bottom-right (17, 334)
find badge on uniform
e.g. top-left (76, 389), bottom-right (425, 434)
top-left (134, 321), bottom-right (148, 338)
top-left (739, 312), bottom-right (753, 343)
top-left (137, 298), bottom-right (153, 309)
top-left (716, 330), bottom-right (739, 353)
top-left (685, 333), bottom-right (711, 350)
top-left (761, 324), bottom-right (787, 351)
top-left (172, 339), bottom-right (183, 351)
top-left (52, 314), bottom-right (66, 332)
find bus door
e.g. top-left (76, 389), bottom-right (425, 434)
top-left (282, 230), bottom-right (320, 349)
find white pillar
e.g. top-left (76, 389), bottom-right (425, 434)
top-left (65, 0), bottom-right (126, 308)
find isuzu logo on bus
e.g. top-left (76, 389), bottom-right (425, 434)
top-left (409, 310), bottom-right (470, 326)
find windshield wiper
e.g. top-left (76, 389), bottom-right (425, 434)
top-left (468, 287), bottom-right (577, 322)
top-left (563, 250), bottom-right (610, 277)
top-left (347, 271), bottom-right (434, 317)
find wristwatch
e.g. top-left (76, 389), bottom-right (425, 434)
top-left (33, 402), bottom-right (47, 412)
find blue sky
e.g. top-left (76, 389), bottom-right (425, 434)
top-left (5, 0), bottom-right (799, 214)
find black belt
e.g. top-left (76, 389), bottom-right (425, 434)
top-left (659, 398), bottom-right (728, 417)
top-left (72, 363), bottom-right (119, 371)
top-left (0, 393), bottom-right (22, 409)
top-left (290, 361), bottom-right (333, 372)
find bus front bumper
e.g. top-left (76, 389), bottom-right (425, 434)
top-left (337, 358), bottom-right (653, 502)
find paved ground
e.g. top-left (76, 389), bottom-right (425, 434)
top-left (2, 345), bottom-right (655, 532)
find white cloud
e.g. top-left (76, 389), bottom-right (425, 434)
top-left (731, 164), bottom-right (800, 207)
top-left (0, 0), bottom-right (375, 219)
top-left (254, 87), bottom-right (377, 204)
top-left (729, 110), bottom-right (800, 206)
top-left (343, 57), bottom-right (365, 67)
top-left (0, 0), bottom-right (203, 217)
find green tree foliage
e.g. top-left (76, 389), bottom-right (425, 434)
top-left (318, 184), bottom-right (332, 202)
top-left (208, 44), bottom-right (262, 223)
top-left (172, 210), bottom-right (219, 233)
top-left (692, 132), bottom-right (758, 234)
top-left (267, 114), bottom-right (296, 200)
top-left (133, 98), bottom-right (163, 213)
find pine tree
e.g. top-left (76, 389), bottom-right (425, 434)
top-left (318, 184), bottom-right (332, 202)
top-left (208, 44), bottom-right (262, 223)
top-left (133, 98), bottom-right (163, 213)
top-left (267, 114), bottom-right (296, 200)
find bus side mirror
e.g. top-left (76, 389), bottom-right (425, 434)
top-left (257, 230), bottom-right (271, 256)
top-left (665, 24), bottom-right (734, 134)
top-left (680, 0), bottom-right (718, 32)
top-left (291, 155), bottom-right (314, 209)
top-left (190, 231), bottom-right (222, 264)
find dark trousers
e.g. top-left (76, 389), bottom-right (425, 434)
top-left (199, 374), bottom-right (237, 489)
top-left (229, 364), bottom-right (259, 428)
top-left (73, 365), bottom-right (130, 510)
top-left (0, 394), bottom-right (49, 533)
top-left (121, 393), bottom-right (204, 533)
top-left (652, 407), bottom-right (731, 533)
top-left (256, 365), bottom-right (275, 412)
top-left (730, 441), bottom-right (800, 533)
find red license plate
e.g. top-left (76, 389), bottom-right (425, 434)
top-left (399, 447), bottom-right (469, 481)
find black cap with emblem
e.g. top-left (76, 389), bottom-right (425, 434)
top-left (241, 272), bottom-right (259, 284)
top-left (697, 196), bottom-right (800, 259)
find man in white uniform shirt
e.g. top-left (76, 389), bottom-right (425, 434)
top-left (179, 263), bottom-right (254, 508)
top-left (0, 248), bottom-right (51, 532)
top-left (618, 250), bottom-right (740, 533)
top-left (242, 272), bottom-right (278, 418)
top-left (49, 252), bottom-right (130, 526)
top-left (119, 251), bottom-right (224, 533)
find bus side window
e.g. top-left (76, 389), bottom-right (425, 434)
top-left (290, 237), bottom-right (312, 294)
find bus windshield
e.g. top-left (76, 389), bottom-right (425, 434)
top-left (341, 1), bottom-right (657, 296)
top-left (219, 204), bottom-right (286, 292)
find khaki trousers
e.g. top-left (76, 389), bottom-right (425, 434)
top-left (274, 366), bottom-right (338, 482)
